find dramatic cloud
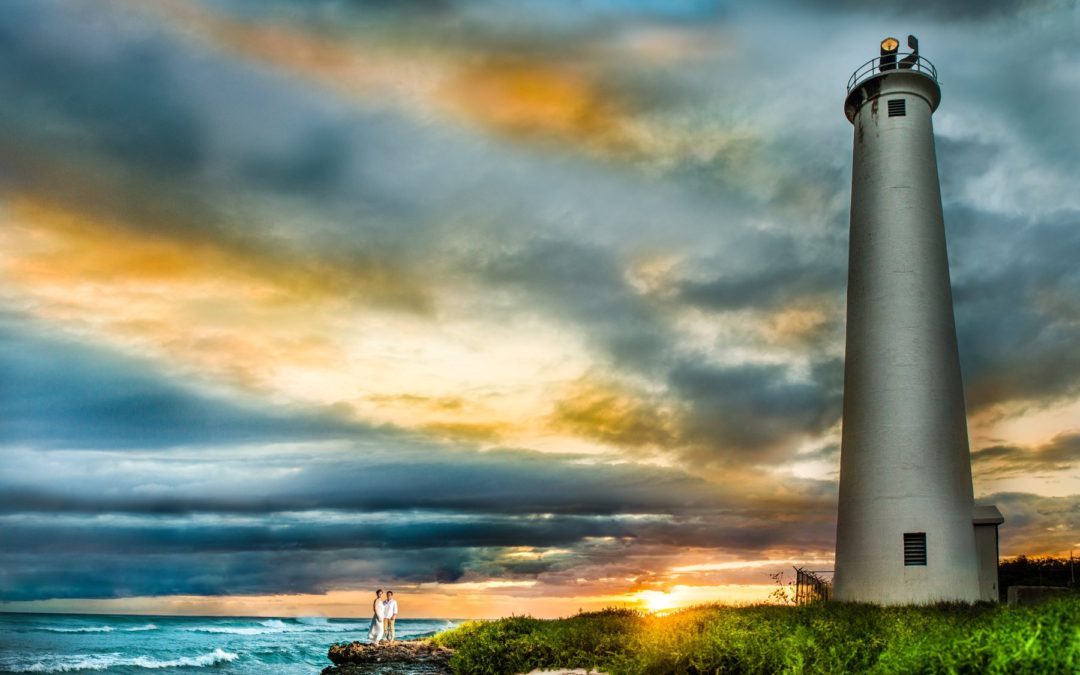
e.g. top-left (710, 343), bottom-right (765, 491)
top-left (973, 433), bottom-right (1080, 477)
top-left (0, 0), bottom-right (1077, 613)
top-left (790, 0), bottom-right (1065, 21)
top-left (950, 206), bottom-right (1080, 412)
top-left (983, 493), bottom-right (1080, 557)
top-left (0, 316), bottom-right (362, 449)
top-left (0, 436), bottom-right (838, 600)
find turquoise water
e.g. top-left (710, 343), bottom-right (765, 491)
top-left (0, 613), bottom-right (459, 673)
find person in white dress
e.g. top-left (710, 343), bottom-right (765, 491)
top-left (367, 589), bottom-right (385, 643)
top-left (383, 591), bottom-right (398, 642)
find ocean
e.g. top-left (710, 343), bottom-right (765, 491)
top-left (0, 613), bottom-right (460, 674)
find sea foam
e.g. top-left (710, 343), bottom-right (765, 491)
top-left (259, 619), bottom-right (287, 629)
top-left (39, 624), bottom-right (157, 634)
top-left (183, 618), bottom-right (367, 635)
top-left (182, 625), bottom-right (271, 635)
top-left (6, 648), bottom-right (238, 672)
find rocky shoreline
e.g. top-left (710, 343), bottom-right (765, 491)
top-left (322, 640), bottom-right (454, 675)
top-left (322, 639), bottom-right (600, 675)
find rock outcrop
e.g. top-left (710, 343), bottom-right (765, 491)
top-left (323, 640), bottom-right (454, 675)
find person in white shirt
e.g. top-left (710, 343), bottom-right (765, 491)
top-left (383, 591), bottom-right (398, 642)
top-left (367, 589), bottom-right (385, 643)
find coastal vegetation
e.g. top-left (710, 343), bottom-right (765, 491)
top-left (431, 595), bottom-right (1079, 674)
top-left (999, 555), bottom-right (1077, 601)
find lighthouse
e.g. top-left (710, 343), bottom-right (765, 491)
top-left (833, 36), bottom-right (1003, 604)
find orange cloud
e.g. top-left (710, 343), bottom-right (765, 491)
top-left (202, 10), bottom-right (630, 149)
top-left (548, 378), bottom-right (676, 451)
top-left (2, 195), bottom-right (428, 313)
top-left (2, 198), bottom-right (343, 391)
top-left (0, 194), bottom-right (604, 449)
top-left (761, 304), bottom-right (839, 347)
top-left (442, 59), bottom-right (627, 147)
top-left (132, 1), bottom-right (693, 160)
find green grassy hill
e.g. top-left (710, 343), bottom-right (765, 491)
top-left (432, 597), bottom-right (1079, 674)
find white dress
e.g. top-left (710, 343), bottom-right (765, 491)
top-left (367, 599), bottom-right (385, 643)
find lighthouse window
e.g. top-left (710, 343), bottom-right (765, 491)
top-left (904, 532), bottom-right (927, 566)
top-left (888, 98), bottom-right (906, 117)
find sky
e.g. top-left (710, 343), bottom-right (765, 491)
top-left (0, 0), bottom-right (1078, 619)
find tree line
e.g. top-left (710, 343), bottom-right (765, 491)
top-left (999, 555), bottom-right (1078, 602)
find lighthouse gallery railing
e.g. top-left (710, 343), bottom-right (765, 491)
top-left (847, 52), bottom-right (938, 94)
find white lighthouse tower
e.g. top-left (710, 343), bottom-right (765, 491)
top-left (833, 36), bottom-right (1002, 604)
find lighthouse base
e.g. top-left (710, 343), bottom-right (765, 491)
top-left (834, 506), bottom-right (1003, 604)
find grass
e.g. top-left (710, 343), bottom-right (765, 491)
top-left (431, 597), bottom-right (1080, 674)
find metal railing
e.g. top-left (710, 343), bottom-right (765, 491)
top-left (794, 567), bottom-right (834, 605)
top-left (847, 52), bottom-right (938, 94)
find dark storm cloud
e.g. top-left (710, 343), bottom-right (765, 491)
top-left (0, 1), bottom-right (433, 265)
top-left (479, 238), bottom-right (670, 368)
top-left (948, 205), bottom-right (1080, 411)
top-left (973, 433), bottom-right (1080, 476)
top-left (676, 256), bottom-right (843, 312)
top-left (0, 508), bottom-right (835, 559)
top-left (787, 0), bottom-right (1062, 20)
top-left (480, 234), bottom-right (846, 463)
top-left (0, 0), bottom-right (770, 319)
top-left (935, 136), bottom-right (1001, 199)
top-left (0, 496), bottom-right (838, 599)
top-left (0, 416), bottom-right (840, 600)
top-left (0, 514), bottom-right (616, 556)
top-left (0, 1), bottom-right (348, 189)
top-left (0, 317), bottom-right (361, 449)
top-left (2, 0), bottom-right (1078, 608)
top-left (0, 0), bottom-right (364, 275)
top-left (986, 492), bottom-right (1080, 556)
top-left (669, 359), bottom-right (843, 459)
top-left (0, 4), bottom-right (203, 177)
top-left (0, 443), bottom-right (727, 517)
top-left (0, 549), bottom-right (386, 600)
top-left (230, 0), bottom-right (727, 28)
top-left (0, 545), bottom-right (519, 599)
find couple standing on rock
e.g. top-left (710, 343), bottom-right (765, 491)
top-left (367, 589), bottom-right (398, 644)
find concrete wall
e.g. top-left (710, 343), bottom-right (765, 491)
top-left (1007, 586), bottom-right (1072, 607)
top-left (974, 524), bottom-right (1000, 602)
top-left (834, 70), bottom-right (981, 604)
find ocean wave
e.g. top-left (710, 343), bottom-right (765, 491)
top-left (255, 617), bottom-right (285, 630)
top-left (302, 622), bottom-right (370, 633)
top-left (5, 649), bottom-right (238, 672)
top-left (38, 624), bottom-right (158, 634)
top-left (183, 619), bottom-right (368, 635)
top-left (182, 625), bottom-right (270, 635)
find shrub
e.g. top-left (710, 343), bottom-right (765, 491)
top-left (432, 597), bottom-right (1079, 674)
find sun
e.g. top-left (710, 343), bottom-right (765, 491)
top-left (633, 590), bottom-right (678, 615)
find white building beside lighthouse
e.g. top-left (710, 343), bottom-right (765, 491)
top-left (833, 37), bottom-right (1003, 604)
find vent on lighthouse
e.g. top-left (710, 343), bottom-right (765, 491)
top-left (904, 532), bottom-right (927, 566)
top-left (888, 98), bottom-right (906, 117)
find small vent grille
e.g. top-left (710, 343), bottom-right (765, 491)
top-left (904, 532), bottom-right (927, 566)
top-left (888, 98), bottom-right (906, 117)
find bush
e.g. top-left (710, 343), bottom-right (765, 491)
top-left (432, 597), bottom-right (1079, 674)
top-left (999, 555), bottom-right (1078, 601)
top-left (432, 609), bottom-right (640, 674)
